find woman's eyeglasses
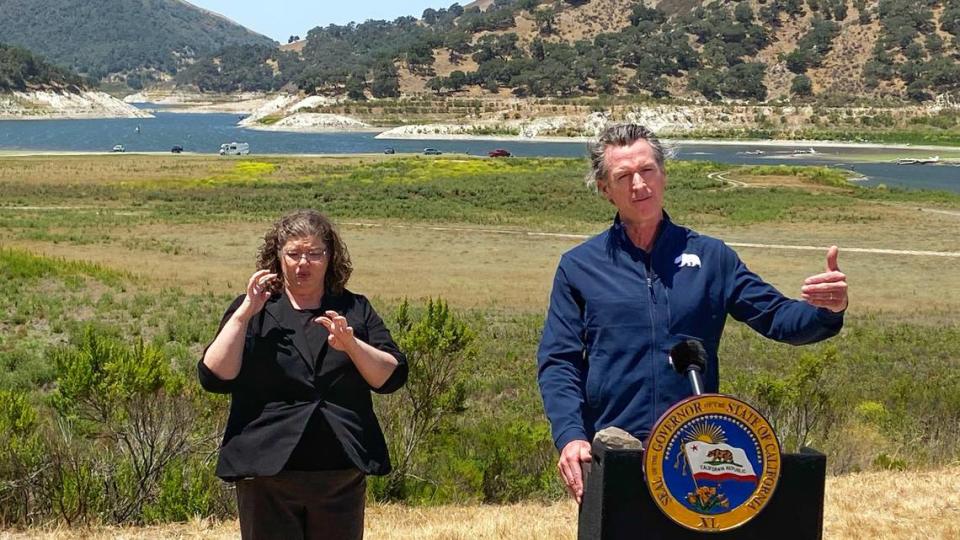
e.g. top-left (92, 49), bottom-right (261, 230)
top-left (283, 249), bottom-right (327, 263)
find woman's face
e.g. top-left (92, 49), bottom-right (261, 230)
top-left (279, 235), bottom-right (329, 295)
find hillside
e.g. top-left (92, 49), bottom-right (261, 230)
top-left (176, 0), bottom-right (960, 104)
top-left (0, 43), bottom-right (151, 119)
top-left (0, 43), bottom-right (84, 92)
top-left (0, 0), bottom-right (276, 85)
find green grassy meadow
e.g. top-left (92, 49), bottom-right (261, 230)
top-left (1, 155), bottom-right (958, 526)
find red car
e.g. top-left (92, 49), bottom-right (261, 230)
top-left (488, 149), bottom-right (511, 157)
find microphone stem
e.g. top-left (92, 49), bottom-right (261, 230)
top-left (687, 369), bottom-right (704, 396)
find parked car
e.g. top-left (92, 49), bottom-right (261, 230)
top-left (111, 144), bottom-right (125, 153)
top-left (171, 145), bottom-right (184, 154)
top-left (422, 148), bottom-right (442, 155)
top-left (219, 142), bottom-right (250, 156)
top-left (384, 147), bottom-right (395, 154)
top-left (488, 148), bottom-right (511, 157)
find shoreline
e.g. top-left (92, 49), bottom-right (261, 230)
top-left (374, 131), bottom-right (589, 143)
top-left (1, 148), bottom-right (957, 194)
top-left (0, 90), bottom-right (154, 120)
top-left (4, 137), bottom-right (960, 157)
top-left (243, 124), bottom-right (382, 133)
top-left (376, 131), bottom-right (960, 152)
top-left (3, 104), bottom-right (957, 152)
top-left (666, 138), bottom-right (960, 152)
top-left (0, 111), bottom-right (155, 121)
top-left (0, 150), bottom-right (466, 158)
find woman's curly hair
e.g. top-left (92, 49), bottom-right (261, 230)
top-left (256, 209), bottom-right (353, 295)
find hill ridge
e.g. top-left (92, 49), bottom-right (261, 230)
top-left (175, 0), bottom-right (960, 104)
top-left (0, 0), bottom-right (276, 85)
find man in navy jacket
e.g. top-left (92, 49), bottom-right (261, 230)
top-left (537, 124), bottom-right (849, 503)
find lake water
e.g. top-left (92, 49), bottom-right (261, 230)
top-left (0, 109), bottom-right (958, 193)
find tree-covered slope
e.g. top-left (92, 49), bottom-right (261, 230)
top-left (0, 0), bottom-right (276, 81)
top-left (178, 0), bottom-right (960, 104)
top-left (0, 43), bottom-right (84, 91)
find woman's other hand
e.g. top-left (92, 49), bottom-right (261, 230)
top-left (316, 311), bottom-right (359, 353)
top-left (236, 270), bottom-right (277, 321)
top-left (202, 270), bottom-right (276, 382)
top-left (315, 309), bottom-right (400, 389)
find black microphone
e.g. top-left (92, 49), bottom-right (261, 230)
top-left (669, 338), bottom-right (708, 396)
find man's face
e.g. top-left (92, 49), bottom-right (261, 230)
top-left (598, 139), bottom-right (666, 225)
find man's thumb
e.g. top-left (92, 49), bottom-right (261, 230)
top-left (826, 245), bottom-right (840, 272)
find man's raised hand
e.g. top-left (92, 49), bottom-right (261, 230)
top-left (801, 246), bottom-right (848, 313)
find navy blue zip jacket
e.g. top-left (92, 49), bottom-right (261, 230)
top-left (537, 213), bottom-right (844, 451)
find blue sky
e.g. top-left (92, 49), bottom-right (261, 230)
top-left (189, 1), bottom-right (454, 42)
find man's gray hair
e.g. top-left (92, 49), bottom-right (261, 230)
top-left (586, 124), bottom-right (666, 192)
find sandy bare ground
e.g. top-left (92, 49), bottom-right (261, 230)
top-left (917, 207), bottom-right (960, 217)
top-left (2, 466), bottom-right (957, 539)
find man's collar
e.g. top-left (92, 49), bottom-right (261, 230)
top-left (612, 211), bottom-right (673, 254)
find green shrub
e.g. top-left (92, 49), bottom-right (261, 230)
top-left (728, 346), bottom-right (839, 452)
top-left (141, 459), bottom-right (223, 523)
top-left (375, 298), bottom-right (474, 501)
top-left (45, 325), bottom-right (207, 523)
top-left (0, 390), bottom-right (46, 526)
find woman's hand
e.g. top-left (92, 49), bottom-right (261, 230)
top-left (315, 309), bottom-right (400, 389)
top-left (235, 270), bottom-right (277, 322)
top-left (202, 270), bottom-right (276, 382)
top-left (316, 310), bottom-right (359, 353)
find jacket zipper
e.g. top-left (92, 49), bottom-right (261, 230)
top-left (646, 258), bottom-right (658, 430)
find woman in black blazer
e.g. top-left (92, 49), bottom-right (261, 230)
top-left (199, 209), bottom-right (407, 540)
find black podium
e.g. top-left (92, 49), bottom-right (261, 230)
top-left (578, 440), bottom-right (827, 540)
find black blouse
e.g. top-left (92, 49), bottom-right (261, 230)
top-left (277, 295), bottom-right (351, 471)
top-left (198, 290), bottom-right (407, 479)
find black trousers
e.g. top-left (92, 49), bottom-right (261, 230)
top-left (236, 469), bottom-right (366, 540)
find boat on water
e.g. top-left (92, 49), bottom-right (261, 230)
top-left (895, 155), bottom-right (939, 165)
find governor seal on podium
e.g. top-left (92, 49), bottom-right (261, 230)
top-left (643, 394), bottom-right (781, 532)
top-left (643, 340), bottom-right (782, 533)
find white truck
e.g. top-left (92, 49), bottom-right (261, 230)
top-left (219, 142), bottom-right (250, 156)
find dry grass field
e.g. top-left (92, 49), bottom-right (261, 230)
top-left (5, 209), bottom-right (958, 315)
top-left (1, 159), bottom-right (958, 313)
top-left (3, 467), bottom-right (958, 539)
top-left (5, 213), bottom-right (960, 313)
